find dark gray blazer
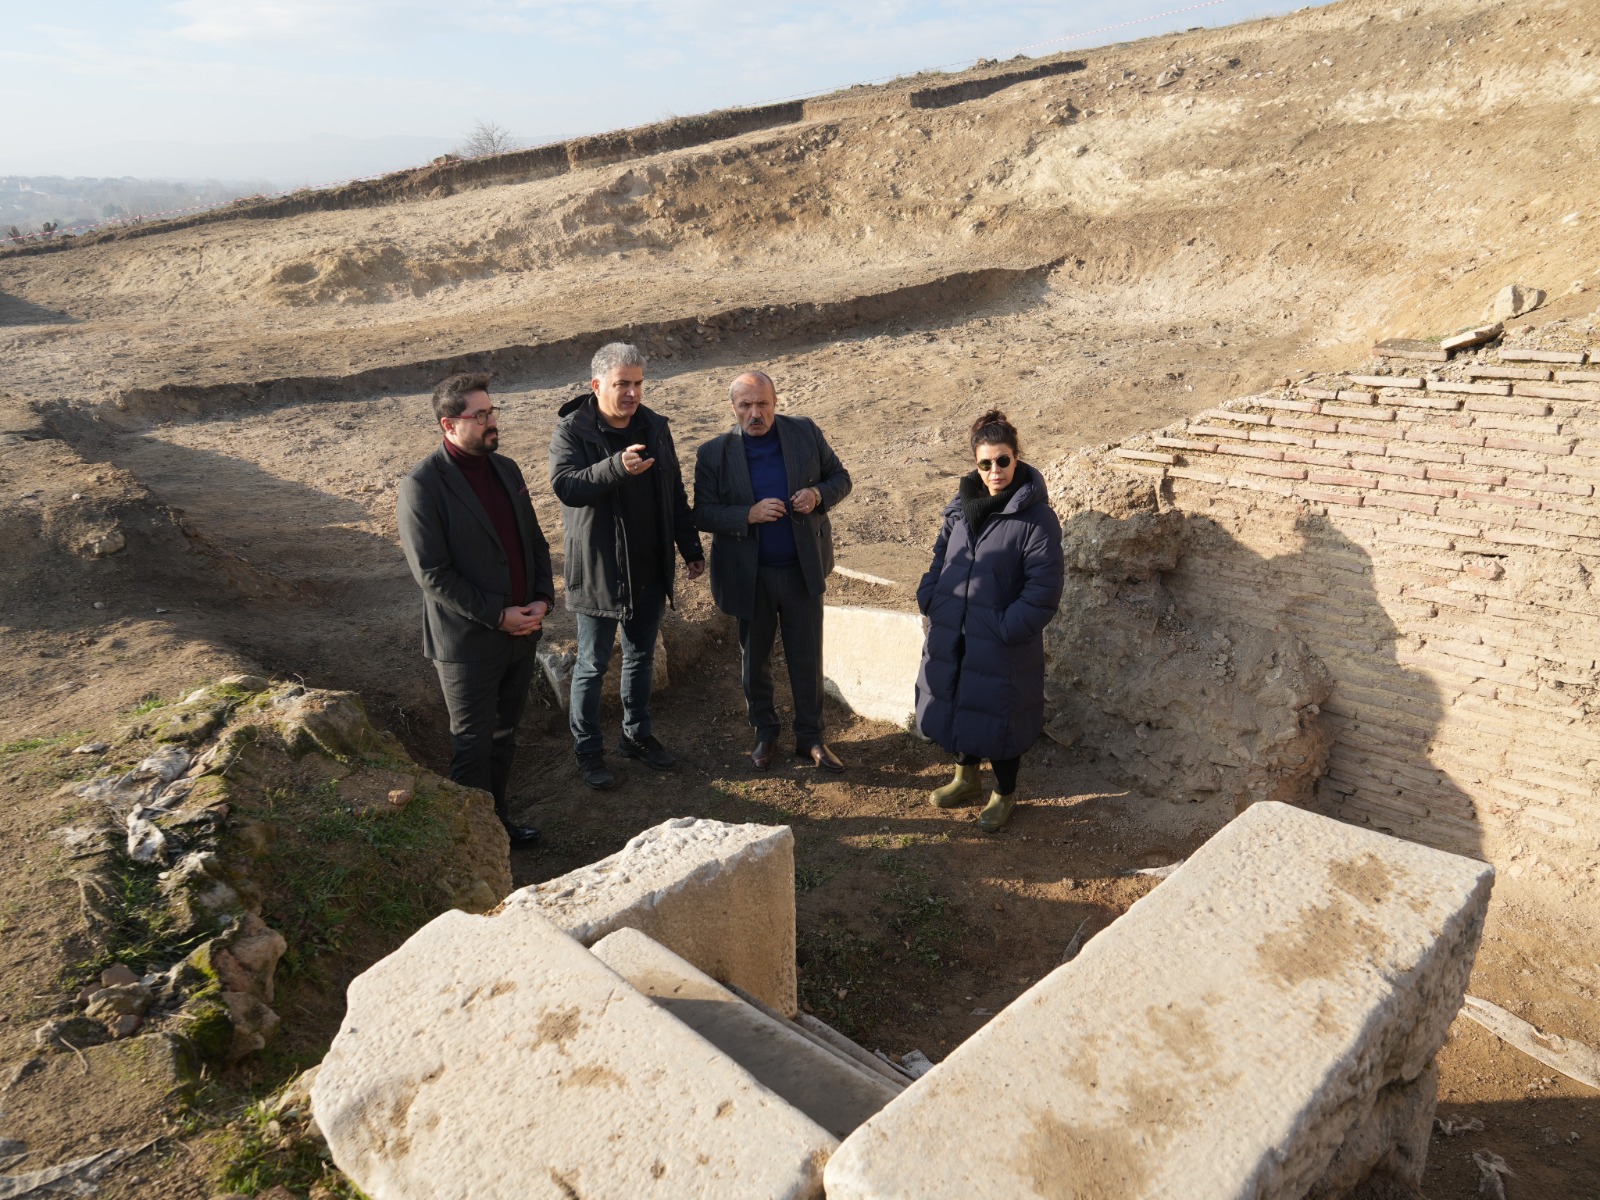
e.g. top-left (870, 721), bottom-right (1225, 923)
top-left (693, 415), bottom-right (852, 621)
top-left (398, 443), bottom-right (555, 663)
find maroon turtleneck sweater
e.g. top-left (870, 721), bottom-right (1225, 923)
top-left (444, 438), bottom-right (527, 607)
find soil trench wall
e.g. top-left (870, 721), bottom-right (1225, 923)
top-left (1094, 321), bottom-right (1600, 884)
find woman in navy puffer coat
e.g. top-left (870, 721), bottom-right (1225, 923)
top-left (915, 410), bottom-right (1064, 832)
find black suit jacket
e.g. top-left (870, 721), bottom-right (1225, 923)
top-left (693, 415), bottom-right (852, 621)
top-left (398, 443), bottom-right (555, 663)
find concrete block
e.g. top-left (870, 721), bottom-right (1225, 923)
top-left (820, 605), bottom-right (926, 728)
top-left (823, 802), bottom-right (1493, 1200)
top-left (313, 906), bottom-right (832, 1200)
top-left (1348, 375), bottom-right (1424, 388)
top-left (508, 817), bottom-right (798, 1016)
top-left (1500, 348), bottom-right (1584, 363)
top-left (591, 927), bottom-right (900, 1139)
top-left (537, 634), bottom-right (668, 712)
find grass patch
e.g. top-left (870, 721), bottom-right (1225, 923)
top-left (2, 730), bottom-right (90, 755)
top-left (255, 777), bottom-right (455, 986)
top-left (63, 863), bottom-right (210, 990)
top-left (212, 1096), bottom-right (370, 1199)
top-left (131, 693), bottom-right (166, 715)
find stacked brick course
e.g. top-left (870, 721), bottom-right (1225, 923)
top-left (1099, 319), bottom-right (1600, 877)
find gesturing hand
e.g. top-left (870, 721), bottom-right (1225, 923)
top-left (622, 444), bottom-right (656, 475)
top-left (748, 497), bottom-right (787, 524)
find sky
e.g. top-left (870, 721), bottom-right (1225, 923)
top-left (3, 0), bottom-right (1303, 185)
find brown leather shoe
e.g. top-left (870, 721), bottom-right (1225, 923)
top-left (752, 735), bottom-right (776, 770)
top-left (805, 743), bottom-right (845, 773)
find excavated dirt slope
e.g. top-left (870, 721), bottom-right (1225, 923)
top-left (2, 0), bottom-right (1598, 1195)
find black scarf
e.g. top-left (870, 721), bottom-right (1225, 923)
top-left (959, 470), bottom-right (1023, 539)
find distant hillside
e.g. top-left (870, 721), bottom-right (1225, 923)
top-left (1, 175), bottom-right (273, 238)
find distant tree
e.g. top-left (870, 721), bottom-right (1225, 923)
top-left (5, 225), bottom-right (21, 241)
top-left (455, 119), bottom-right (517, 159)
top-left (40, 221), bottom-right (58, 235)
top-left (101, 203), bottom-right (126, 219)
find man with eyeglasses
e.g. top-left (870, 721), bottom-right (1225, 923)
top-left (550, 342), bottom-right (705, 790)
top-left (398, 372), bottom-right (554, 848)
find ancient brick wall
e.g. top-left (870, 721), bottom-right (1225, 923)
top-left (1098, 318), bottom-right (1600, 881)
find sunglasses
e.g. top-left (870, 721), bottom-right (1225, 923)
top-left (976, 454), bottom-right (1013, 471)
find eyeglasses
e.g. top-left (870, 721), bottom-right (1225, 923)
top-left (452, 406), bottom-right (500, 426)
top-left (976, 454), bottom-right (1013, 471)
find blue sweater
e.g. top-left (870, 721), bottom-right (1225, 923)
top-left (743, 431), bottom-right (798, 567)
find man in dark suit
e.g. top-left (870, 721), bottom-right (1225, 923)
top-left (398, 373), bottom-right (555, 847)
top-left (694, 370), bottom-right (852, 771)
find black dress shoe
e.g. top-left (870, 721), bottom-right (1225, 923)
top-left (578, 753), bottom-right (616, 790)
top-left (502, 823), bottom-right (543, 848)
top-left (619, 734), bottom-right (676, 771)
top-left (752, 734), bottom-right (776, 770)
top-left (801, 743), bottom-right (845, 773)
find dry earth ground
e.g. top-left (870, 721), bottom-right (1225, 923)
top-left (2, 0), bottom-right (1599, 1194)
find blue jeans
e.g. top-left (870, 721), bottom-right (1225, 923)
top-left (570, 584), bottom-right (665, 757)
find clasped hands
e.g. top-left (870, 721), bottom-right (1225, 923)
top-left (749, 487), bottom-right (820, 524)
top-left (498, 598), bottom-right (550, 636)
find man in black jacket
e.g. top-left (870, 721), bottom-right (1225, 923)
top-left (549, 343), bottom-right (704, 790)
top-left (398, 373), bottom-right (555, 847)
top-left (694, 370), bottom-right (852, 771)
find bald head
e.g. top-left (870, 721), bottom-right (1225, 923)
top-left (729, 370), bottom-right (777, 436)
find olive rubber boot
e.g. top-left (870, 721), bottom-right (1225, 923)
top-left (978, 790), bottom-right (1017, 832)
top-left (929, 763), bottom-right (983, 808)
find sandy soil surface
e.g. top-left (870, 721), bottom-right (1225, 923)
top-left (2, 0), bottom-right (1598, 1195)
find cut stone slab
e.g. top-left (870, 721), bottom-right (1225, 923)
top-left (592, 927), bottom-right (900, 1139)
top-left (537, 634), bottom-right (668, 712)
top-left (821, 605), bottom-right (927, 727)
top-left (312, 906), bottom-right (833, 1200)
top-left (824, 802), bottom-right (1494, 1200)
top-left (507, 817), bottom-right (797, 1016)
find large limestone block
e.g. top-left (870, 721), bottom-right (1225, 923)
top-left (592, 927), bottom-right (900, 1139)
top-left (821, 605), bottom-right (926, 727)
top-left (507, 817), bottom-right (798, 1015)
top-left (312, 906), bottom-right (833, 1200)
top-left (825, 802), bottom-right (1493, 1200)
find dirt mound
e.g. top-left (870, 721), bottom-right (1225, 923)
top-left (1038, 451), bottom-right (1332, 817)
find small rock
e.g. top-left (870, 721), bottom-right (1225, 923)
top-left (1493, 283), bottom-right (1546, 320)
top-left (899, 1050), bottom-right (935, 1078)
top-left (0, 1137), bottom-right (25, 1156)
top-left (110, 1013), bottom-right (143, 1038)
top-left (92, 601), bottom-right (105, 609)
top-left (101, 963), bottom-right (139, 987)
top-left (86, 529), bottom-right (126, 557)
top-left (71, 742), bottom-right (109, 755)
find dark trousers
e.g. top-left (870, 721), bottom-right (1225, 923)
top-left (570, 582), bottom-right (666, 757)
top-left (958, 752), bottom-right (1021, 795)
top-left (738, 562), bottom-right (825, 748)
top-left (433, 634), bottom-right (540, 824)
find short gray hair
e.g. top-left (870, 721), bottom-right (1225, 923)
top-left (591, 342), bottom-right (647, 382)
